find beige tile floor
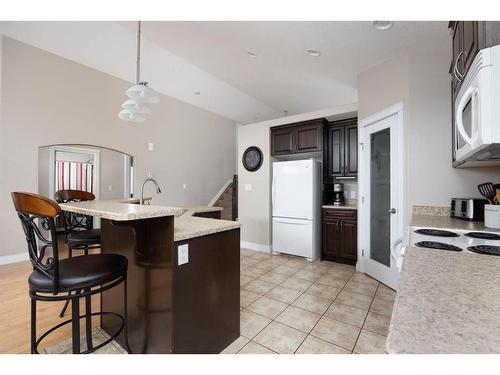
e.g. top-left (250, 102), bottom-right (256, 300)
top-left (42, 327), bottom-right (126, 354)
top-left (222, 249), bottom-right (396, 354)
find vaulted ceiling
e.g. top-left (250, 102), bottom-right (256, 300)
top-left (1, 21), bottom-right (450, 123)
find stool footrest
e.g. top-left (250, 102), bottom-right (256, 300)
top-left (34, 311), bottom-right (125, 354)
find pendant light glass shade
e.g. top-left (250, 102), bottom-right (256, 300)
top-left (122, 98), bottom-right (151, 113)
top-left (126, 82), bottom-right (160, 104)
top-left (118, 21), bottom-right (159, 123)
top-left (118, 109), bottom-right (146, 123)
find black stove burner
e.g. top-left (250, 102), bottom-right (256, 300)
top-left (415, 229), bottom-right (460, 237)
top-left (468, 245), bottom-right (500, 256)
top-left (465, 232), bottom-right (500, 240)
top-left (415, 241), bottom-right (463, 252)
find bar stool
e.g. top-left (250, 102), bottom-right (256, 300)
top-left (55, 189), bottom-right (101, 317)
top-left (11, 192), bottom-right (130, 354)
top-left (54, 190), bottom-right (101, 258)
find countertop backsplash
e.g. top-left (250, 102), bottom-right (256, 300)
top-left (412, 205), bottom-right (450, 217)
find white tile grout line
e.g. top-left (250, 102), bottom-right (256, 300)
top-left (238, 250), bottom-right (393, 354)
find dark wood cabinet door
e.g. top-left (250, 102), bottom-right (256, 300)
top-left (462, 21), bottom-right (479, 77)
top-left (322, 219), bottom-right (340, 258)
top-left (344, 123), bottom-right (358, 176)
top-left (296, 123), bottom-right (322, 152)
top-left (339, 219), bottom-right (357, 261)
top-left (271, 127), bottom-right (294, 155)
top-left (451, 21), bottom-right (463, 97)
top-left (327, 125), bottom-right (344, 178)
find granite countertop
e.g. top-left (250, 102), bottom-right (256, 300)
top-left (59, 199), bottom-right (186, 221)
top-left (183, 206), bottom-right (223, 216)
top-left (411, 214), bottom-right (500, 233)
top-left (386, 246), bottom-right (500, 353)
top-left (174, 215), bottom-right (240, 242)
top-left (60, 199), bottom-right (239, 239)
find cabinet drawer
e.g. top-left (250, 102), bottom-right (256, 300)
top-left (322, 208), bottom-right (357, 219)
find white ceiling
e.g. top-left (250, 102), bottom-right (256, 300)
top-left (124, 21), bottom-right (450, 117)
top-left (1, 21), bottom-right (450, 124)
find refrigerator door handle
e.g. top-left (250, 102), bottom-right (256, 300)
top-left (274, 219), bottom-right (310, 225)
top-left (272, 175), bottom-right (276, 213)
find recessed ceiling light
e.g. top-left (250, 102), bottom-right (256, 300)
top-left (372, 21), bottom-right (393, 30)
top-left (247, 51), bottom-right (258, 58)
top-left (306, 49), bottom-right (321, 57)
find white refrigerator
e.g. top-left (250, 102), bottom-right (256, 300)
top-left (272, 159), bottom-right (321, 261)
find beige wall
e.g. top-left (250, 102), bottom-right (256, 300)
top-left (237, 104), bottom-right (357, 250)
top-left (98, 148), bottom-right (126, 200)
top-left (0, 37), bottom-right (236, 258)
top-left (357, 49), bottom-right (500, 218)
top-left (358, 55), bottom-right (410, 121)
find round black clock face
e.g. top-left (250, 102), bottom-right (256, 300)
top-left (242, 146), bottom-right (263, 172)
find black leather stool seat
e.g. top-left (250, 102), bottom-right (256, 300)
top-left (29, 254), bottom-right (127, 293)
top-left (67, 228), bottom-right (101, 245)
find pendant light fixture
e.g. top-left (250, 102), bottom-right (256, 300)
top-left (118, 21), bottom-right (160, 123)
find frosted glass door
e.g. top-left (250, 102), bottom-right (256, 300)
top-left (369, 129), bottom-right (391, 267)
top-left (359, 105), bottom-right (404, 290)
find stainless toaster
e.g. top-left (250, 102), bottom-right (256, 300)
top-left (450, 198), bottom-right (488, 221)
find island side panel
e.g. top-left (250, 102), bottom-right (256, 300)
top-left (172, 228), bottom-right (240, 354)
top-left (100, 216), bottom-right (175, 353)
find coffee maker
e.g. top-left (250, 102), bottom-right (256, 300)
top-left (332, 183), bottom-right (345, 206)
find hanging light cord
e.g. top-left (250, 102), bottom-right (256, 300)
top-left (136, 20), bottom-right (141, 85)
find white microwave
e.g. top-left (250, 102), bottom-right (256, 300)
top-left (454, 45), bottom-right (500, 167)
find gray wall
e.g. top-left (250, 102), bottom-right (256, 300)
top-left (0, 36), bottom-right (236, 257)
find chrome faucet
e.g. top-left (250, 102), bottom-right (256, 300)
top-left (140, 177), bottom-right (162, 204)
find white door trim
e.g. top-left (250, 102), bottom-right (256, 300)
top-left (48, 145), bottom-right (101, 201)
top-left (48, 145), bottom-right (101, 228)
top-left (357, 102), bottom-right (405, 289)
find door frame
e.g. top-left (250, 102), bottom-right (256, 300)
top-left (48, 145), bottom-right (101, 228)
top-left (357, 102), bottom-right (405, 290)
top-left (48, 145), bottom-right (101, 200)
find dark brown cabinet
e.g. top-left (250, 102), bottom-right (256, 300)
top-left (324, 118), bottom-right (358, 182)
top-left (270, 119), bottom-right (325, 156)
top-left (321, 208), bottom-right (357, 265)
top-left (271, 127), bottom-right (295, 155)
top-left (326, 125), bottom-right (343, 177)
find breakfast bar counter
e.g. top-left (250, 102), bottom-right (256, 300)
top-left (386, 246), bottom-right (500, 353)
top-left (60, 199), bottom-right (241, 354)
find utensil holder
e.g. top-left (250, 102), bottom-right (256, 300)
top-left (484, 204), bottom-right (500, 229)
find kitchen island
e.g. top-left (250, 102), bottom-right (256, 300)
top-left (386, 246), bottom-right (500, 353)
top-left (59, 200), bottom-right (240, 354)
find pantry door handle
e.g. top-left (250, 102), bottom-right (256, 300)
top-left (388, 208), bottom-right (397, 214)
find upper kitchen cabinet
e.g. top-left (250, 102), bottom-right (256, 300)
top-left (324, 118), bottom-right (358, 182)
top-left (449, 21), bottom-right (500, 97)
top-left (270, 119), bottom-right (326, 156)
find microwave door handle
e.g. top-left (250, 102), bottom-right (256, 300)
top-left (471, 88), bottom-right (479, 142)
top-left (456, 86), bottom-right (475, 145)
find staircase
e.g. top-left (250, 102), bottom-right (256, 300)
top-left (214, 175), bottom-right (238, 221)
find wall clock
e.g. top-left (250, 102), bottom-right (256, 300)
top-left (242, 146), bottom-right (263, 172)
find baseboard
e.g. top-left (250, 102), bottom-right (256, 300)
top-left (0, 252), bottom-right (29, 265)
top-left (208, 178), bottom-right (233, 207)
top-left (241, 241), bottom-right (271, 253)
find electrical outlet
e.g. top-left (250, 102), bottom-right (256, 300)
top-left (147, 142), bottom-right (154, 151)
top-left (244, 184), bottom-right (253, 191)
top-left (183, 184), bottom-right (187, 189)
top-left (178, 244), bottom-right (189, 265)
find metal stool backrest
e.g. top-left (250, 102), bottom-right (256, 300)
top-left (11, 192), bottom-right (62, 295)
top-left (54, 190), bottom-right (95, 236)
